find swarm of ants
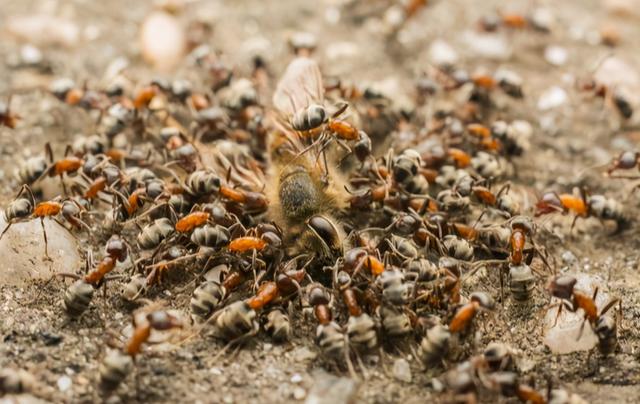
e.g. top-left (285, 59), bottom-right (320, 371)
top-left (1, 7), bottom-right (635, 403)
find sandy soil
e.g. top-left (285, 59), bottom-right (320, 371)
top-left (1, 0), bottom-right (640, 403)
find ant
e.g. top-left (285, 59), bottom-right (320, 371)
top-left (546, 275), bottom-right (621, 341)
top-left (0, 96), bottom-right (19, 128)
top-left (36, 143), bottom-right (86, 195)
top-left (448, 291), bottom-right (495, 334)
top-left (1, 185), bottom-right (89, 259)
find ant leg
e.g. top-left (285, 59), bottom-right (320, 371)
top-left (570, 215), bottom-right (580, 234)
top-left (576, 316), bottom-right (588, 341)
top-left (59, 174), bottom-right (69, 196)
top-left (599, 298), bottom-right (620, 317)
top-left (0, 221), bottom-right (13, 241)
top-left (40, 217), bottom-right (51, 261)
top-left (251, 249), bottom-right (259, 291)
top-left (552, 301), bottom-right (565, 328)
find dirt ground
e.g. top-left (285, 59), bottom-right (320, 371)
top-left (1, 0), bottom-right (640, 403)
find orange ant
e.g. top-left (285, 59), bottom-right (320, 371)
top-left (1, 185), bottom-right (89, 259)
top-left (0, 96), bottom-right (19, 128)
top-left (535, 189), bottom-right (588, 230)
top-left (546, 275), bottom-right (621, 340)
top-left (36, 143), bottom-right (85, 195)
top-left (448, 291), bottom-right (494, 334)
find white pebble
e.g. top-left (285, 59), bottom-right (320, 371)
top-left (544, 45), bottom-right (568, 66)
top-left (57, 375), bottom-right (72, 392)
top-left (429, 39), bottom-right (458, 67)
top-left (537, 86), bottom-right (568, 110)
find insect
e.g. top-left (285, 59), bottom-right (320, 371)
top-left (449, 292), bottom-right (495, 334)
top-left (337, 273), bottom-right (377, 351)
top-left (536, 189), bottom-right (627, 230)
top-left (606, 150), bottom-right (639, 177)
top-left (100, 309), bottom-right (182, 393)
top-left (62, 235), bottom-right (128, 317)
top-left (263, 307), bottom-right (291, 342)
top-left (16, 155), bottom-right (48, 185)
top-left (0, 96), bottom-right (19, 128)
top-left (509, 263), bottom-right (535, 302)
top-left (419, 322), bottom-right (451, 366)
top-left (547, 275), bottom-right (621, 348)
top-left (1, 185), bottom-right (36, 239)
top-left (38, 143), bottom-right (85, 195)
top-left (137, 218), bottom-right (175, 249)
top-left (268, 57), bottom-right (350, 261)
top-left (191, 270), bottom-right (246, 323)
top-left (210, 300), bottom-right (258, 341)
top-left (306, 285), bottom-right (345, 358)
top-left (219, 185), bottom-right (268, 213)
top-left (0, 368), bottom-right (36, 396)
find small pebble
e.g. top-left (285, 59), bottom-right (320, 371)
top-left (429, 39), bottom-right (458, 67)
top-left (293, 386), bottom-right (306, 400)
top-left (562, 250), bottom-right (577, 265)
top-left (57, 375), bottom-right (72, 392)
top-left (537, 86), bottom-right (568, 110)
top-left (544, 45), bottom-right (568, 66)
top-left (392, 358), bottom-right (412, 383)
top-left (291, 373), bottom-right (303, 384)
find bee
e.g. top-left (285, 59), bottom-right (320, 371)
top-left (137, 218), bottom-right (175, 249)
top-left (263, 307), bottom-right (291, 343)
top-left (267, 57), bottom-right (350, 262)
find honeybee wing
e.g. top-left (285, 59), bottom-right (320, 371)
top-left (273, 57), bottom-right (324, 117)
top-left (269, 57), bottom-right (326, 158)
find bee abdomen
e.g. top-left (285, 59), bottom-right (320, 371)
top-left (279, 168), bottom-right (322, 221)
